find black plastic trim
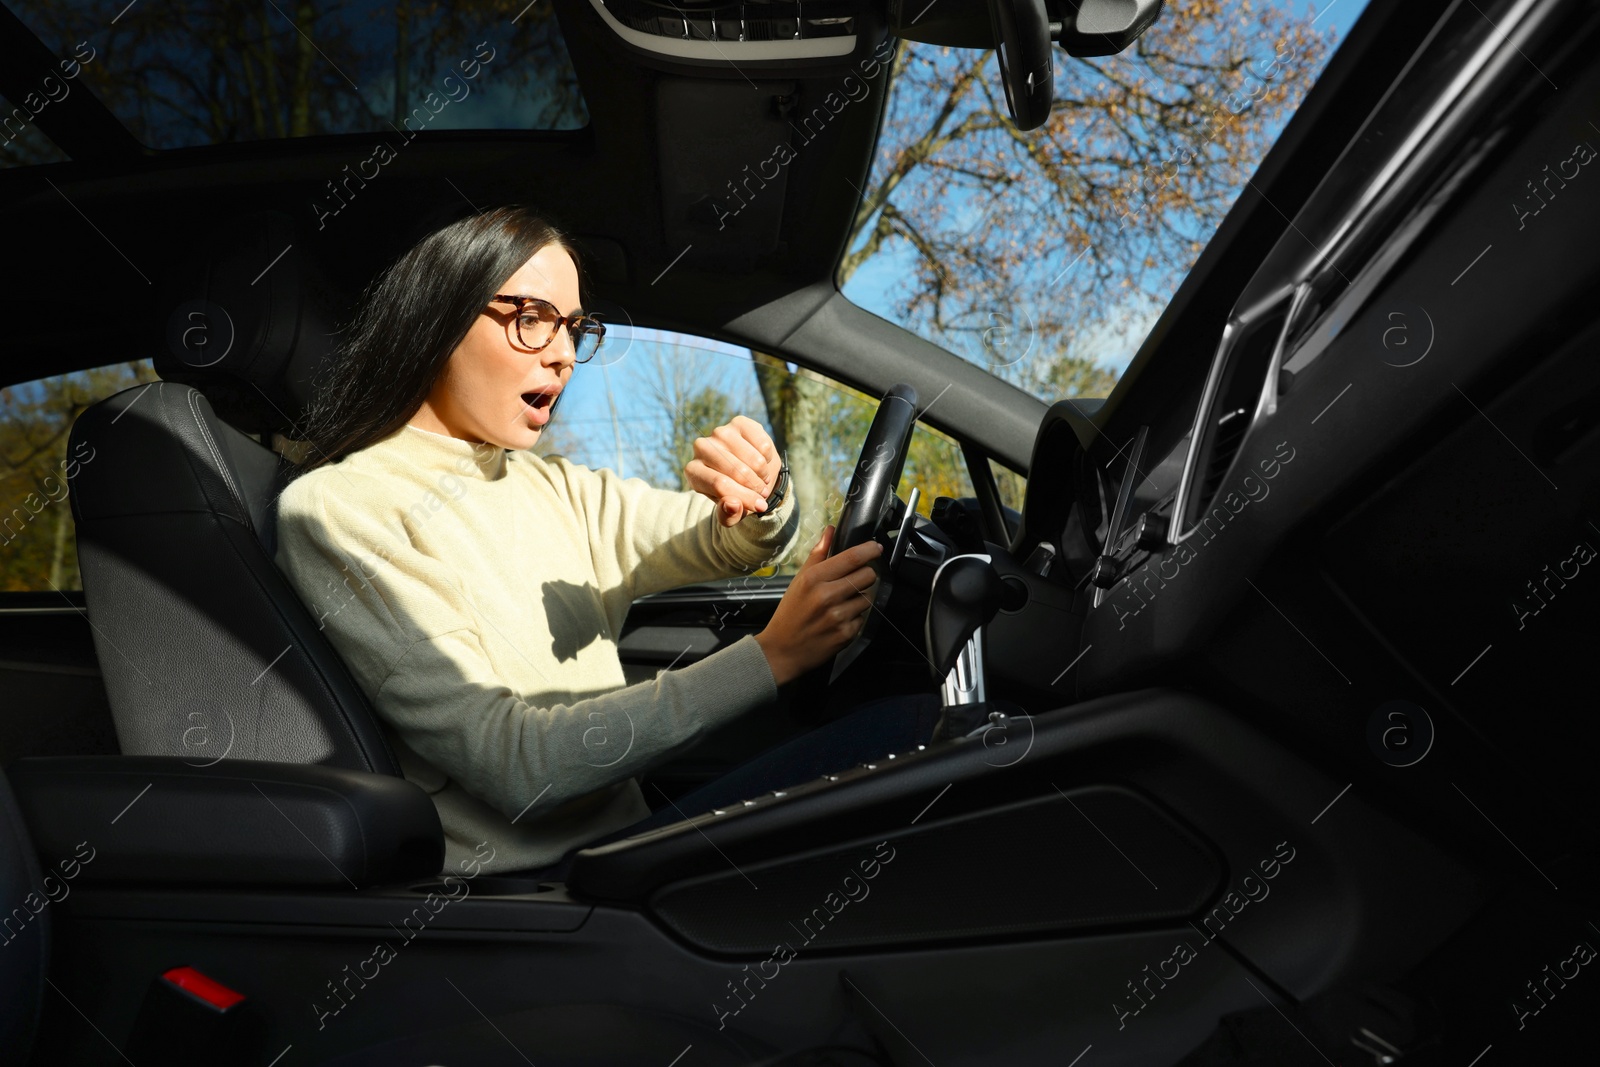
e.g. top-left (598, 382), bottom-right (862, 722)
top-left (9, 756), bottom-right (443, 889)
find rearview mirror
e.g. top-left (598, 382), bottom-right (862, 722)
top-left (967, 0), bottom-right (1167, 129)
top-left (1057, 0), bottom-right (1166, 57)
top-left (988, 0), bottom-right (1055, 131)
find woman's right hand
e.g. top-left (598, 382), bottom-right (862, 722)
top-left (754, 525), bottom-right (883, 686)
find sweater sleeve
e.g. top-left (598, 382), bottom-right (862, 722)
top-left (276, 476), bottom-right (780, 823)
top-left (374, 628), bottom-right (778, 822)
top-left (542, 456), bottom-right (800, 607)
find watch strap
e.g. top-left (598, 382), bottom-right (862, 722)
top-left (764, 460), bottom-right (791, 511)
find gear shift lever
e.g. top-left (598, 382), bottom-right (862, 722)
top-left (925, 554), bottom-right (1003, 739)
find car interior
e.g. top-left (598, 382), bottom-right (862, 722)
top-left (3, 0), bottom-right (1600, 1063)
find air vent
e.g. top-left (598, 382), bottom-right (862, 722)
top-left (1172, 300), bottom-right (1290, 541)
top-left (588, 0), bottom-right (859, 60)
top-left (1197, 406), bottom-right (1250, 508)
top-left (605, 0), bottom-right (855, 41)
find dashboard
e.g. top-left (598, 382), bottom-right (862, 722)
top-left (980, 5), bottom-right (1600, 859)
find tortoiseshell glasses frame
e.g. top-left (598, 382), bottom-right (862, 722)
top-left (487, 294), bottom-right (605, 362)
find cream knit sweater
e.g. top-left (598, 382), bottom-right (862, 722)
top-left (273, 423), bottom-right (798, 875)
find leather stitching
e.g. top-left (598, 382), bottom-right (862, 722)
top-left (185, 387), bottom-right (248, 527)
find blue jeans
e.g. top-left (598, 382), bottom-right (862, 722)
top-left (531, 693), bottom-right (943, 880)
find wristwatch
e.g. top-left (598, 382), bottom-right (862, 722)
top-left (764, 457), bottom-right (791, 511)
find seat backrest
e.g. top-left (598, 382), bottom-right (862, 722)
top-left (69, 382), bottom-right (398, 774)
top-left (66, 210), bottom-right (398, 775)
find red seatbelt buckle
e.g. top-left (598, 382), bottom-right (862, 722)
top-left (126, 964), bottom-right (266, 1065)
top-left (161, 966), bottom-right (247, 1012)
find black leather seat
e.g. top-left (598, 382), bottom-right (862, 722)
top-left (41, 210), bottom-right (857, 1067)
top-left (0, 766), bottom-right (48, 1058)
top-left (67, 211), bottom-right (397, 776)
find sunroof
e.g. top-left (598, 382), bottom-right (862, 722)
top-left (4, 0), bottom-right (587, 154)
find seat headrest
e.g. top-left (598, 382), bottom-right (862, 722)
top-left (155, 210), bottom-right (348, 435)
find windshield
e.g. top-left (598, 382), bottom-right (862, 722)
top-left (842, 0), bottom-right (1371, 402)
top-left (2, 0), bottom-right (585, 160)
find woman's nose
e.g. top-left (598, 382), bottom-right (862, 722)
top-left (543, 326), bottom-right (577, 370)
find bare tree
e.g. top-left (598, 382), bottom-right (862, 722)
top-left (636, 345), bottom-right (744, 491)
top-left (758, 1), bottom-right (1335, 511)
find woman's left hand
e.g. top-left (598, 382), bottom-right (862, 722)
top-left (684, 415), bottom-right (783, 527)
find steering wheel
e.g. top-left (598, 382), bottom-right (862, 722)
top-left (832, 383), bottom-right (919, 555)
top-left (827, 383), bottom-right (919, 679)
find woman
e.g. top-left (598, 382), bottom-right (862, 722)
top-left (275, 206), bottom-right (936, 876)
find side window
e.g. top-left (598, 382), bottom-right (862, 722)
top-left (904, 421), bottom-right (976, 513)
top-left (990, 459), bottom-right (1027, 515)
top-left (1, 360), bottom-right (159, 592)
top-left (542, 328), bottom-right (975, 575)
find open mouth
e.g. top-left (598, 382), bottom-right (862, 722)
top-left (521, 389), bottom-right (558, 411)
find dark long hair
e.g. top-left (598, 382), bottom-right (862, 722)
top-left (292, 205), bottom-right (580, 473)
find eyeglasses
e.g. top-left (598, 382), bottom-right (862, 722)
top-left (487, 294), bottom-right (606, 363)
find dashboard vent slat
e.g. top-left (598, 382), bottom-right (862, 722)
top-left (1198, 408), bottom-right (1250, 505)
top-left (604, 0), bottom-right (856, 41)
top-left (1176, 304), bottom-right (1288, 535)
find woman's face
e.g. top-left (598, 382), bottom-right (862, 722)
top-left (410, 242), bottom-right (581, 450)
